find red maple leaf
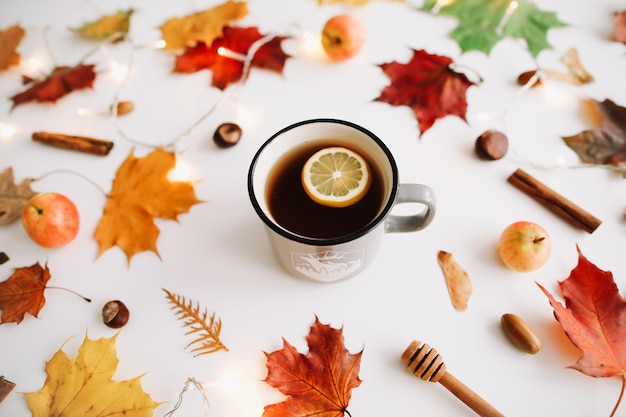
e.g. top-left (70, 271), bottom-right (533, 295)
top-left (263, 317), bottom-right (362, 417)
top-left (174, 26), bottom-right (290, 90)
top-left (375, 49), bottom-right (476, 135)
top-left (0, 262), bottom-right (50, 324)
top-left (538, 246), bottom-right (626, 415)
top-left (10, 64), bottom-right (97, 109)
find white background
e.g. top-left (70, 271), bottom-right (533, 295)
top-left (1, 0), bottom-right (626, 416)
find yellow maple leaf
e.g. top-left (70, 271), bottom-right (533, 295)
top-left (0, 24), bottom-right (25, 71)
top-left (160, 0), bottom-right (248, 51)
top-left (24, 333), bottom-right (163, 417)
top-left (71, 9), bottom-right (134, 42)
top-left (95, 148), bottom-right (202, 264)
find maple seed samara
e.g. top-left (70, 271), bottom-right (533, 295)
top-left (497, 221), bottom-right (551, 272)
top-left (21, 192), bottom-right (79, 248)
top-left (321, 14), bottom-right (366, 61)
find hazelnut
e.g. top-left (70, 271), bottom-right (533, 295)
top-left (110, 101), bottom-right (135, 116)
top-left (517, 70), bottom-right (542, 87)
top-left (474, 129), bottom-right (508, 160)
top-left (102, 300), bottom-right (129, 328)
top-left (213, 122), bottom-right (242, 148)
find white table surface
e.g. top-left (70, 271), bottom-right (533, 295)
top-left (2, 0), bottom-right (626, 416)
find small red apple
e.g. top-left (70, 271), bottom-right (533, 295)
top-left (321, 14), bottom-right (366, 61)
top-left (21, 192), bottom-right (79, 248)
top-left (497, 221), bottom-right (551, 272)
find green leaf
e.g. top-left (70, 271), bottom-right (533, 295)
top-left (424, 0), bottom-right (566, 56)
top-left (503, 0), bottom-right (566, 57)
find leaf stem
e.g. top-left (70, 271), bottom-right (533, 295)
top-left (32, 169), bottom-right (108, 197)
top-left (609, 375), bottom-right (625, 417)
top-left (47, 286), bottom-right (92, 303)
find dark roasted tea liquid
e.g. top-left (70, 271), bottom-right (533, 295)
top-left (267, 140), bottom-right (384, 239)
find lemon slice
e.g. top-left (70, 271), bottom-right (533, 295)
top-left (301, 146), bottom-right (371, 208)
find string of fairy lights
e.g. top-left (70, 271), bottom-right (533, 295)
top-left (2, 1), bottom-right (622, 415)
top-left (2, 0), bottom-right (607, 178)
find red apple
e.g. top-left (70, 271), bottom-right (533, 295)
top-left (497, 221), bottom-right (551, 272)
top-left (21, 193), bottom-right (79, 248)
top-left (321, 14), bottom-right (366, 61)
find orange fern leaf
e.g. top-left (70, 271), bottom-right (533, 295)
top-left (163, 288), bottom-right (228, 356)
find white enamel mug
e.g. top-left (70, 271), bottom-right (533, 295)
top-left (248, 119), bottom-right (436, 283)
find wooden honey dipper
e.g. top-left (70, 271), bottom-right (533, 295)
top-left (401, 340), bottom-right (505, 417)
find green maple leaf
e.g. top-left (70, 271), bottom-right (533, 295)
top-left (423, 0), bottom-right (566, 57)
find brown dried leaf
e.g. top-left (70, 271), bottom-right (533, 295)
top-left (437, 250), bottom-right (472, 311)
top-left (0, 25), bottom-right (25, 72)
top-left (560, 48), bottom-right (593, 84)
top-left (518, 48), bottom-right (593, 88)
top-left (562, 99), bottom-right (626, 174)
top-left (160, 1), bottom-right (248, 51)
top-left (0, 167), bottom-right (36, 225)
top-left (0, 262), bottom-right (50, 324)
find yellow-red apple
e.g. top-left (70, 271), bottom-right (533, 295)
top-left (21, 193), bottom-right (79, 248)
top-left (497, 221), bottom-right (551, 272)
top-left (321, 14), bottom-right (366, 61)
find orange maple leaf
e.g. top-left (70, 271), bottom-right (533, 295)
top-left (538, 246), bottom-right (626, 415)
top-left (375, 49), bottom-right (477, 135)
top-left (0, 24), bottom-right (25, 71)
top-left (263, 317), bottom-right (363, 417)
top-left (10, 64), bottom-right (97, 109)
top-left (0, 262), bottom-right (50, 324)
top-left (94, 148), bottom-right (202, 264)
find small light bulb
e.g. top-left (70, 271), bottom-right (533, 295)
top-left (302, 30), bottom-right (323, 56)
top-left (475, 112), bottom-right (494, 122)
top-left (0, 123), bottom-right (16, 139)
top-left (236, 105), bottom-right (257, 130)
top-left (210, 369), bottom-right (264, 417)
top-left (23, 55), bottom-right (46, 75)
top-left (542, 82), bottom-right (575, 109)
top-left (168, 159), bottom-right (193, 182)
top-left (110, 61), bottom-right (128, 81)
top-left (77, 108), bottom-right (95, 117)
top-left (217, 47), bottom-right (247, 61)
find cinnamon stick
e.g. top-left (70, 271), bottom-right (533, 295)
top-left (0, 376), bottom-right (15, 403)
top-left (507, 168), bottom-right (601, 233)
top-left (32, 131), bottom-right (114, 156)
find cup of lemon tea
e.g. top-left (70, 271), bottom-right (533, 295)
top-left (248, 119), bottom-right (436, 283)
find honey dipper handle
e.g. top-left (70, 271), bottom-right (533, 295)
top-left (438, 372), bottom-right (504, 417)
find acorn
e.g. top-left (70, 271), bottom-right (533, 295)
top-left (500, 313), bottom-right (542, 354)
top-left (102, 300), bottom-right (130, 328)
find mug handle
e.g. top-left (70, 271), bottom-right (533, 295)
top-left (384, 184), bottom-right (436, 233)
